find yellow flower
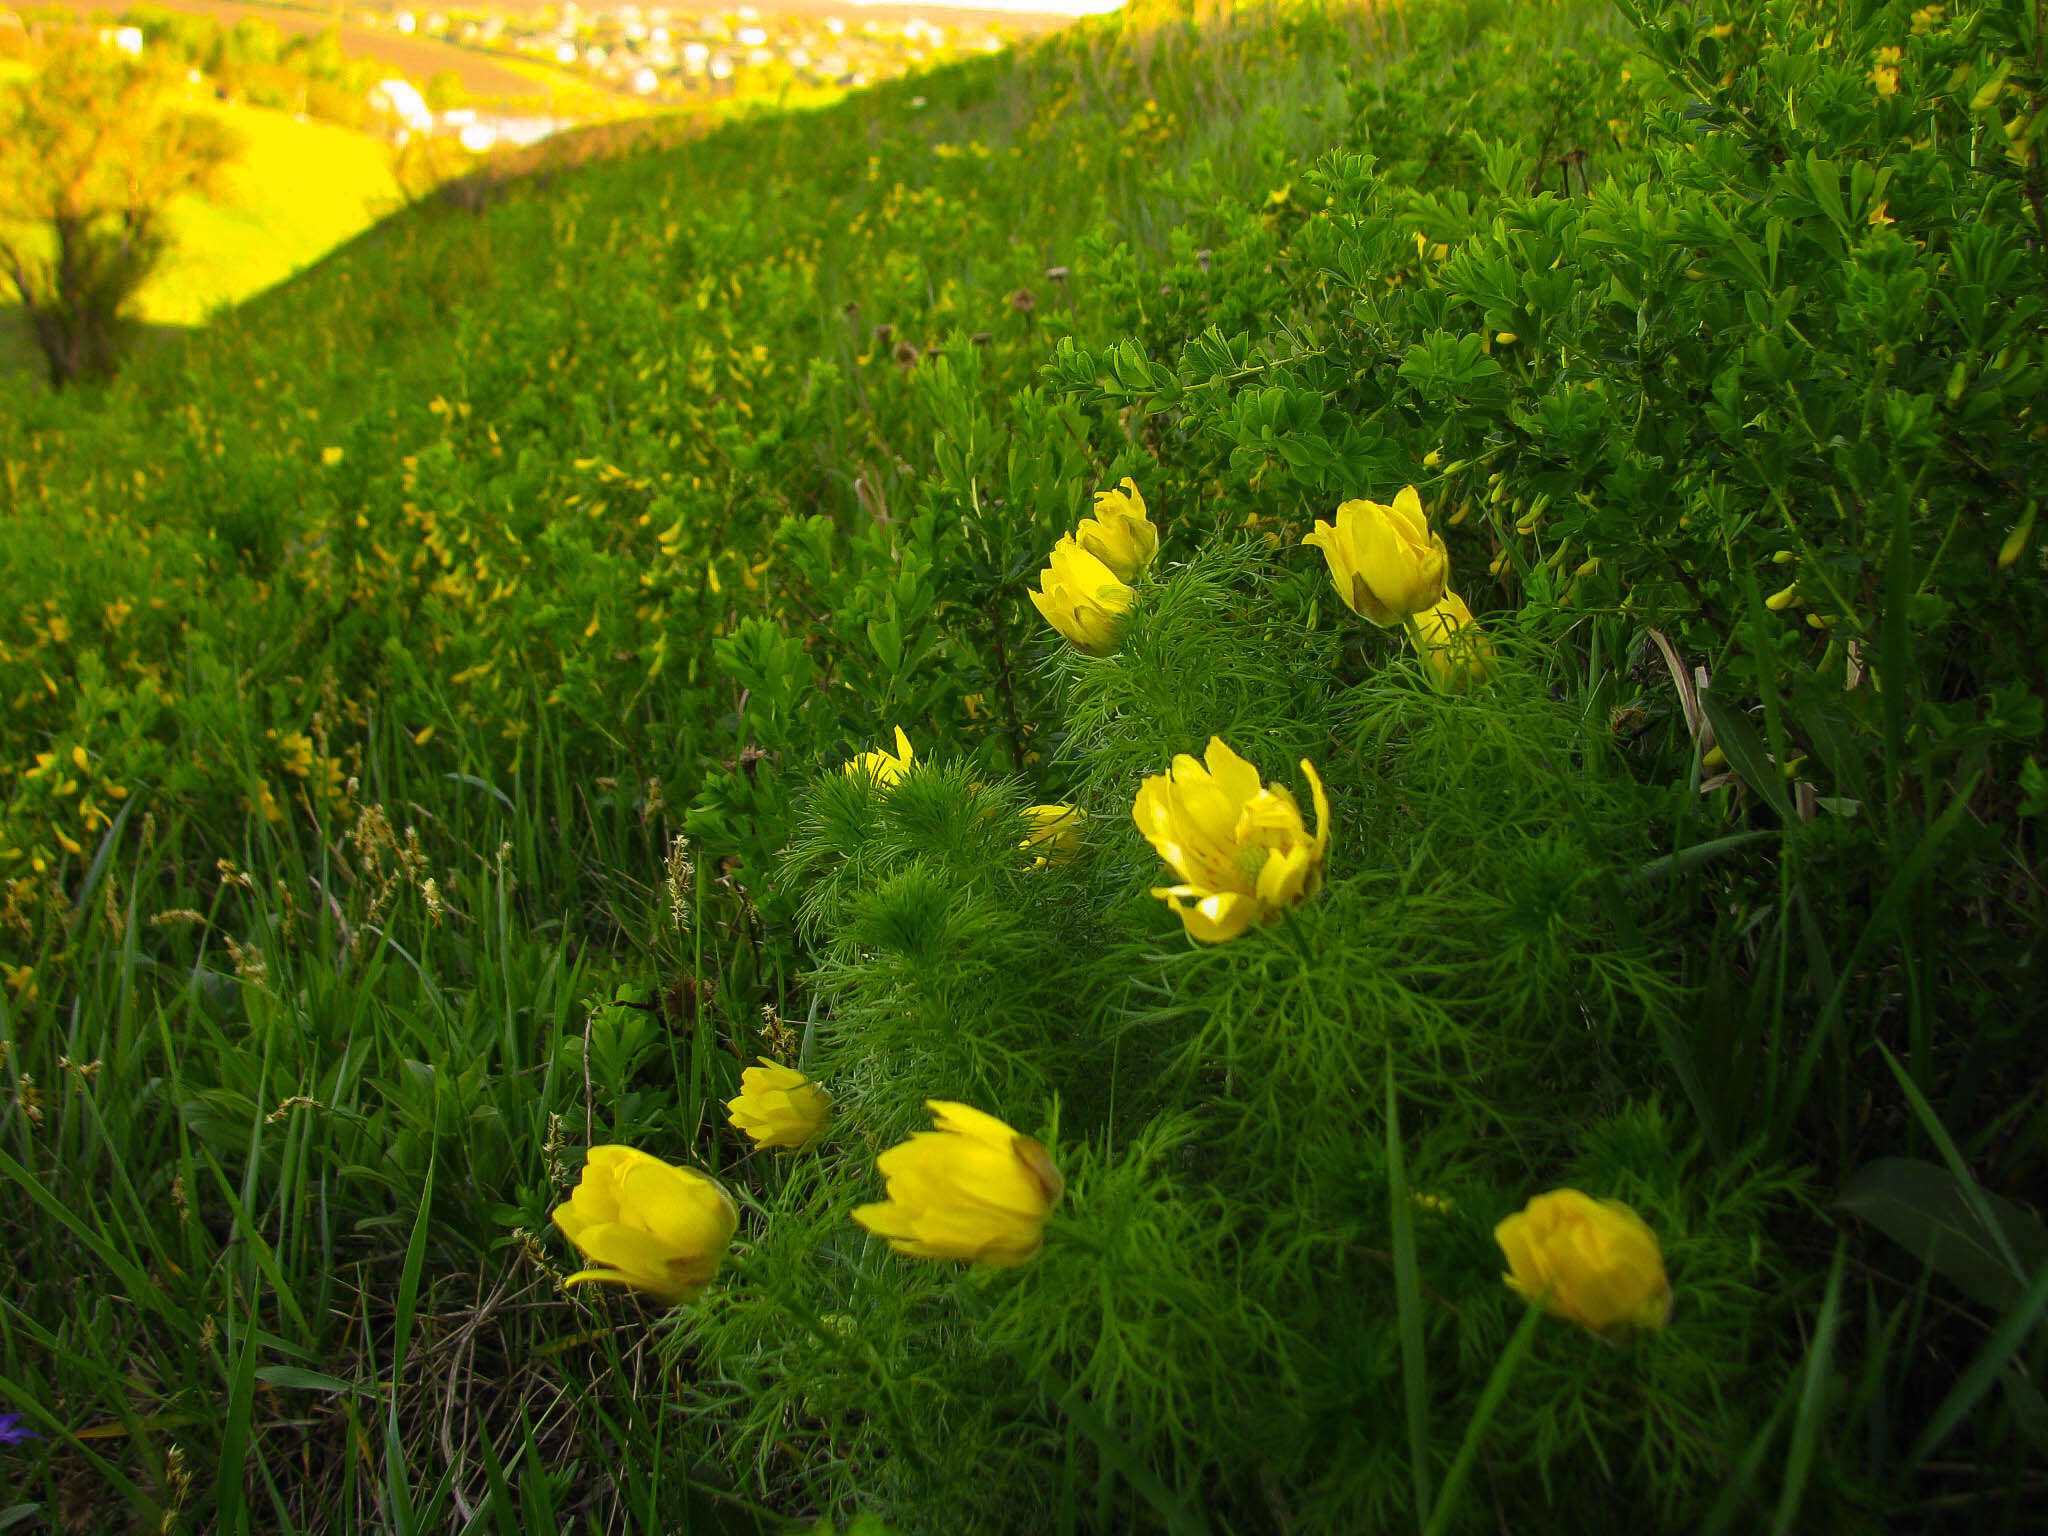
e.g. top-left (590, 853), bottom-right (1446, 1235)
top-left (1133, 738), bottom-right (1330, 944)
top-left (1073, 477), bottom-right (1159, 582)
top-left (1494, 1188), bottom-right (1672, 1335)
top-left (321, 446), bottom-right (344, 466)
top-left (550, 1146), bottom-right (737, 1305)
top-left (726, 1058), bottom-right (832, 1150)
top-left (1302, 486), bottom-right (1449, 626)
top-left (1021, 803), bottom-right (1085, 867)
top-left (1409, 591), bottom-right (1493, 689)
top-left (846, 726), bottom-right (916, 786)
top-left (852, 1101), bottom-right (1063, 1267)
top-left (1028, 536), bottom-right (1135, 654)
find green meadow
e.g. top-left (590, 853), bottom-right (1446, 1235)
top-left (2, 0), bottom-right (2045, 1531)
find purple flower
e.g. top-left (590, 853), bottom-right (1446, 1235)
top-left (0, 1412), bottom-right (38, 1445)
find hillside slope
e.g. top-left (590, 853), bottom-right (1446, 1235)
top-left (2, 1), bottom-right (2045, 1532)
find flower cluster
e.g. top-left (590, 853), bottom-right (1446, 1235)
top-left (845, 725), bottom-right (917, 786)
top-left (726, 1057), bottom-right (833, 1149)
top-left (1495, 1188), bottom-right (1672, 1336)
top-left (550, 1145), bottom-right (739, 1305)
top-left (853, 1099), bottom-right (1064, 1267)
top-left (549, 1093), bottom-right (1063, 1304)
top-left (1028, 477), bottom-right (1159, 654)
top-left (1302, 484), bottom-right (1491, 688)
top-left (549, 483), bottom-right (1633, 1339)
top-left (1134, 737), bottom-right (1329, 943)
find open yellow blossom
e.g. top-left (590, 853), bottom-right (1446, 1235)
top-left (1409, 591), bottom-right (1493, 689)
top-left (846, 726), bottom-right (916, 787)
top-left (1494, 1188), bottom-right (1672, 1336)
top-left (551, 1146), bottom-right (737, 1306)
top-left (852, 1101), bottom-right (1063, 1267)
top-left (1133, 738), bottom-right (1330, 944)
top-left (1021, 803), bottom-right (1085, 867)
top-left (1028, 536), bottom-right (1135, 654)
top-left (1302, 486), bottom-right (1449, 626)
top-left (1073, 477), bottom-right (1159, 582)
top-left (727, 1058), bottom-right (832, 1150)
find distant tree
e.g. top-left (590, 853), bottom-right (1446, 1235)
top-left (424, 68), bottom-right (463, 112)
top-left (0, 41), bottom-right (240, 386)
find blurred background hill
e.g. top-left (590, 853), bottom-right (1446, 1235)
top-left (0, 0), bottom-right (1100, 378)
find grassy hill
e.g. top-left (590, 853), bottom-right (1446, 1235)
top-left (2, 0), bottom-right (2045, 1532)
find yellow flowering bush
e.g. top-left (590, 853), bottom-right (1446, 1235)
top-left (852, 1100), bottom-right (1064, 1267)
top-left (726, 1058), bottom-right (832, 1150)
top-left (1027, 536), bottom-right (1135, 654)
top-left (845, 726), bottom-right (916, 787)
top-left (1133, 737), bottom-right (1330, 943)
top-left (1020, 802), bottom-right (1085, 867)
top-left (1301, 485), bottom-right (1449, 626)
top-left (550, 1146), bottom-right (738, 1306)
top-left (1494, 1188), bottom-right (1672, 1336)
top-left (1072, 477), bottom-right (1159, 582)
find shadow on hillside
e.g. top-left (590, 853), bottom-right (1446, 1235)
top-left (429, 111), bottom-right (710, 213)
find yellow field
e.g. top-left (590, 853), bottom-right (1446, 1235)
top-left (142, 91), bottom-right (405, 325)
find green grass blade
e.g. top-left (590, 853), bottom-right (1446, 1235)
top-left (1905, 1257), bottom-right (2048, 1469)
top-left (214, 1306), bottom-right (263, 1536)
top-left (1385, 1060), bottom-right (1433, 1531)
top-left (1422, 1301), bottom-right (1543, 1536)
top-left (1772, 1242), bottom-right (1846, 1535)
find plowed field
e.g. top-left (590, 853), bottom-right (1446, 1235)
top-left (33, 0), bottom-right (602, 100)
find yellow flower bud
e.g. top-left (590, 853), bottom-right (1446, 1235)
top-left (845, 726), bottom-right (916, 787)
top-left (551, 1147), bottom-right (737, 1305)
top-left (1765, 582), bottom-right (1799, 611)
top-left (1300, 486), bottom-right (1449, 627)
top-left (1999, 510), bottom-right (2034, 568)
top-left (1133, 738), bottom-right (1330, 944)
top-left (1073, 477), bottom-right (1160, 582)
top-left (1020, 803), bottom-right (1085, 867)
top-left (726, 1058), bottom-right (832, 1150)
top-left (1408, 591), bottom-right (1493, 690)
top-left (1028, 536), bottom-right (1137, 654)
top-left (852, 1101), bottom-right (1063, 1267)
top-left (1494, 1188), bottom-right (1672, 1335)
